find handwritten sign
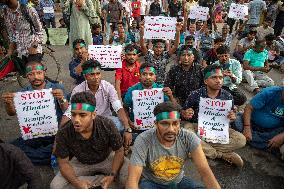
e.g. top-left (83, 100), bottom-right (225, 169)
top-left (228, 3), bottom-right (248, 20)
top-left (13, 89), bottom-right (58, 140)
top-left (132, 88), bottom-right (164, 130)
top-left (188, 6), bottom-right (209, 21)
top-left (43, 7), bottom-right (55, 14)
top-left (48, 28), bottom-right (68, 46)
top-left (88, 45), bottom-right (122, 68)
top-left (144, 16), bottom-right (177, 40)
top-left (198, 97), bottom-right (232, 144)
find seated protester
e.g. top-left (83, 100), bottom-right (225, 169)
top-left (61, 60), bottom-right (132, 149)
top-left (183, 22), bottom-right (199, 49)
top-left (69, 39), bottom-right (89, 84)
top-left (0, 141), bottom-right (42, 189)
top-left (256, 18), bottom-right (274, 42)
top-left (92, 23), bottom-right (104, 45)
top-left (126, 102), bottom-right (221, 189)
top-left (198, 25), bottom-right (215, 57)
top-left (215, 45), bottom-right (247, 106)
top-left (202, 37), bottom-right (225, 67)
top-left (233, 28), bottom-right (257, 62)
top-left (265, 34), bottom-right (284, 70)
top-left (180, 35), bottom-right (202, 64)
top-left (123, 63), bottom-right (177, 134)
top-left (2, 61), bottom-right (68, 165)
top-left (128, 20), bottom-right (140, 44)
top-left (149, 0), bottom-right (161, 16)
top-left (110, 29), bottom-right (132, 48)
top-left (182, 64), bottom-right (246, 167)
top-left (215, 24), bottom-right (234, 47)
top-left (140, 22), bottom-right (181, 84)
top-left (50, 92), bottom-right (129, 189)
top-left (164, 47), bottom-right (203, 105)
top-left (233, 86), bottom-right (284, 159)
top-left (115, 44), bottom-right (141, 101)
top-left (243, 40), bottom-right (274, 93)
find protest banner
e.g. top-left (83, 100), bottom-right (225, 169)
top-left (188, 6), bottom-right (209, 21)
top-left (43, 7), bottom-right (55, 14)
top-left (13, 89), bottom-right (58, 140)
top-left (228, 3), bottom-right (248, 20)
top-left (144, 16), bottom-right (177, 40)
top-left (132, 88), bottom-right (164, 130)
top-left (198, 97), bottom-right (232, 144)
top-left (47, 28), bottom-right (68, 46)
top-left (88, 45), bottom-right (122, 68)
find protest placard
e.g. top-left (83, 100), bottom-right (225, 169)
top-left (13, 89), bottom-right (58, 140)
top-left (88, 45), bottom-right (122, 68)
top-left (144, 16), bottom-right (177, 40)
top-left (43, 7), bottom-right (55, 14)
top-left (198, 97), bottom-right (232, 144)
top-left (188, 6), bottom-right (209, 21)
top-left (132, 88), bottom-right (164, 130)
top-left (228, 3), bottom-right (248, 20)
top-left (47, 28), bottom-right (68, 46)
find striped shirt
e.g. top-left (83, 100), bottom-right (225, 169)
top-left (3, 3), bottom-right (43, 57)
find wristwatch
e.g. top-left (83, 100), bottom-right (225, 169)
top-left (125, 127), bottom-right (133, 133)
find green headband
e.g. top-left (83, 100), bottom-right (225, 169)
top-left (156, 111), bottom-right (181, 121)
top-left (82, 67), bottom-right (101, 75)
top-left (204, 69), bottom-right (222, 80)
top-left (179, 50), bottom-right (193, 56)
top-left (26, 65), bottom-right (45, 74)
top-left (71, 103), bottom-right (96, 112)
top-left (153, 43), bottom-right (165, 48)
top-left (73, 42), bottom-right (86, 49)
top-left (140, 67), bottom-right (156, 74)
top-left (125, 49), bottom-right (138, 54)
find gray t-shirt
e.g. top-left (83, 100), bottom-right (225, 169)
top-left (130, 128), bottom-right (200, 185)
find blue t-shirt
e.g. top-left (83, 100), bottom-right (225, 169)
top-left (124, 82), bottom-right (169, 121)
top-left (250, 86), bottom-right (284, 129)
top-left (243, 49), bottom-right (268, 68)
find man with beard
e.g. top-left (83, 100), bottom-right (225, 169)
top-left (2, 61), bottom-right (68, 165)
top-left (61, 59), bottom-right (132, 153)
top-left (115, 44), bottom-right (141, 101)
top-left (69, 39), bottom-right (89, 84)
top-left (123, 63), bottom-right (177, 138)
top-left (50, 92), bottom-right (129, 189)
top-left (164, 46), bottom-right (204, 105)
top-left (126, 102), bottom-right (221, 189)
top-left (179, 35), bottom-right (202, 64)
top-left (182, 64), bottom-right (246, 167)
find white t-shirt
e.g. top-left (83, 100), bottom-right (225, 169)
top-left (140, 0), bottom-right (148, 15)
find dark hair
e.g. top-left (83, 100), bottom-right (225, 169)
top-left (72, 39), bottom-right (86, 49)
top-left (265, 33), bottom-right (276, 41)
top-left (216, 45), bottom-right (230, 55)
top-left (177, 18), bottom-right (183, 22)
top-left (177, 45), bottom-right (195, 57)
top-left (185, 35), bottom-right (195, 41)
top-left (59, 18), bottom-right (64, 22)
top-left (92, 23), bottom-right (101, 30)
top-left (264, 18), bottom-right (273, 23)
top-left (25, 60), bottom-right (45, 69)
top-left (71, 92), bottom-right (96, 106)
top-left (203, 64), bottom-right (222, 79)
top-left (81, 59), bottom-right (101, 71)
top-left (214, 37), bottom-right (225, 44)
top-left (124, 44), bottom-right (139, 53)
top-left (152, 39), bottom-right (166, 46)
top-left (118, 21), bottom-right (123, 25)
top-left (254, 40), bottom-right (265, 48)
top-left (140, 62), bottom-right (154, 70)
top-left (153, 102), bottom-right (182, 116)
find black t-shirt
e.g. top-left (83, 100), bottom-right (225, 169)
top-left (149, 2), bottom-right (161, 16)
top-left (168, 1), bottom-right (181, 17)
top-left (54, 115), bottom-right (123, 164)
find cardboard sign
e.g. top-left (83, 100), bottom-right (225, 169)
top-left (144, 16), bottom-right (177, 40)
top-left (198, 97), bottom-right (232, 144)
top-left (48, 28), bottom-right (68, 46)
top-left (88, 45), bottom-right (122, 68)
top-left (13, 89), bottom-right (58, 140)
top-left (228, 3), bottom-right (248, 20)
top-left (188, 6), bottom-right (209, 21)
top-left (132, 88), bottom-right (164, 130)
top-left (43, 7), bottom-right (55, 14)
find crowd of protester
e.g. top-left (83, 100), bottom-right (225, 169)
top-left (0, 0), bottom-right (284, 188)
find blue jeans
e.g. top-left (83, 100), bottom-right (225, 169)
top-left (139, 176), bottom-right (204, 189)
top-left (11, 136), bottom-right (54, 165)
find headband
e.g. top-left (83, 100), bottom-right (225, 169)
top-left (204, 68), bottom-right (223, 80)
top-left (82, 67), bottom-right (101, 75)
top-left (73, 42), bottom-right (86, 49)
top-left (156, 111), bottom-right (181, 121)
top-left (71, 103), bottom-right (96, 112)
top-left (125, 48), bottom-right (138, 54)
top-left (140, 67), bottom-right (156, 74)
top-left (26, 65), bottom-right (45, 74)
top-left (153, 42), bottom-right (165, 48)
top-left (179, 49), bottom-right (193, 56)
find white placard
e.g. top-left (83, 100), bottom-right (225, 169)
top-left (144, 16), bottom-right (177, 40)
top-left (13, 89), bottom-right (58, 140)
top-left (198, 97), bottom-right (232, 144)
top-left (43, 7), bottom-right (55, 14)
top-left (188, 6), bottom-right (209, 21)
top-left (132, 88), bottom-right (164, 130)
top-left (88, 45), bottom-right (122, 68)
top-left (228, 3), bottom-right (248, 20)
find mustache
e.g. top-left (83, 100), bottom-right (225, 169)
top-left (31, 79), bottom-right (43, 83)
top-left (164, 132), bottom-right (176, 136)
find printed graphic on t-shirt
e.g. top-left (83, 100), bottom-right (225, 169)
top-left (273, 106), bottom-right (284, 117)
top-left (150, 156), bottom-right (184, 181)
